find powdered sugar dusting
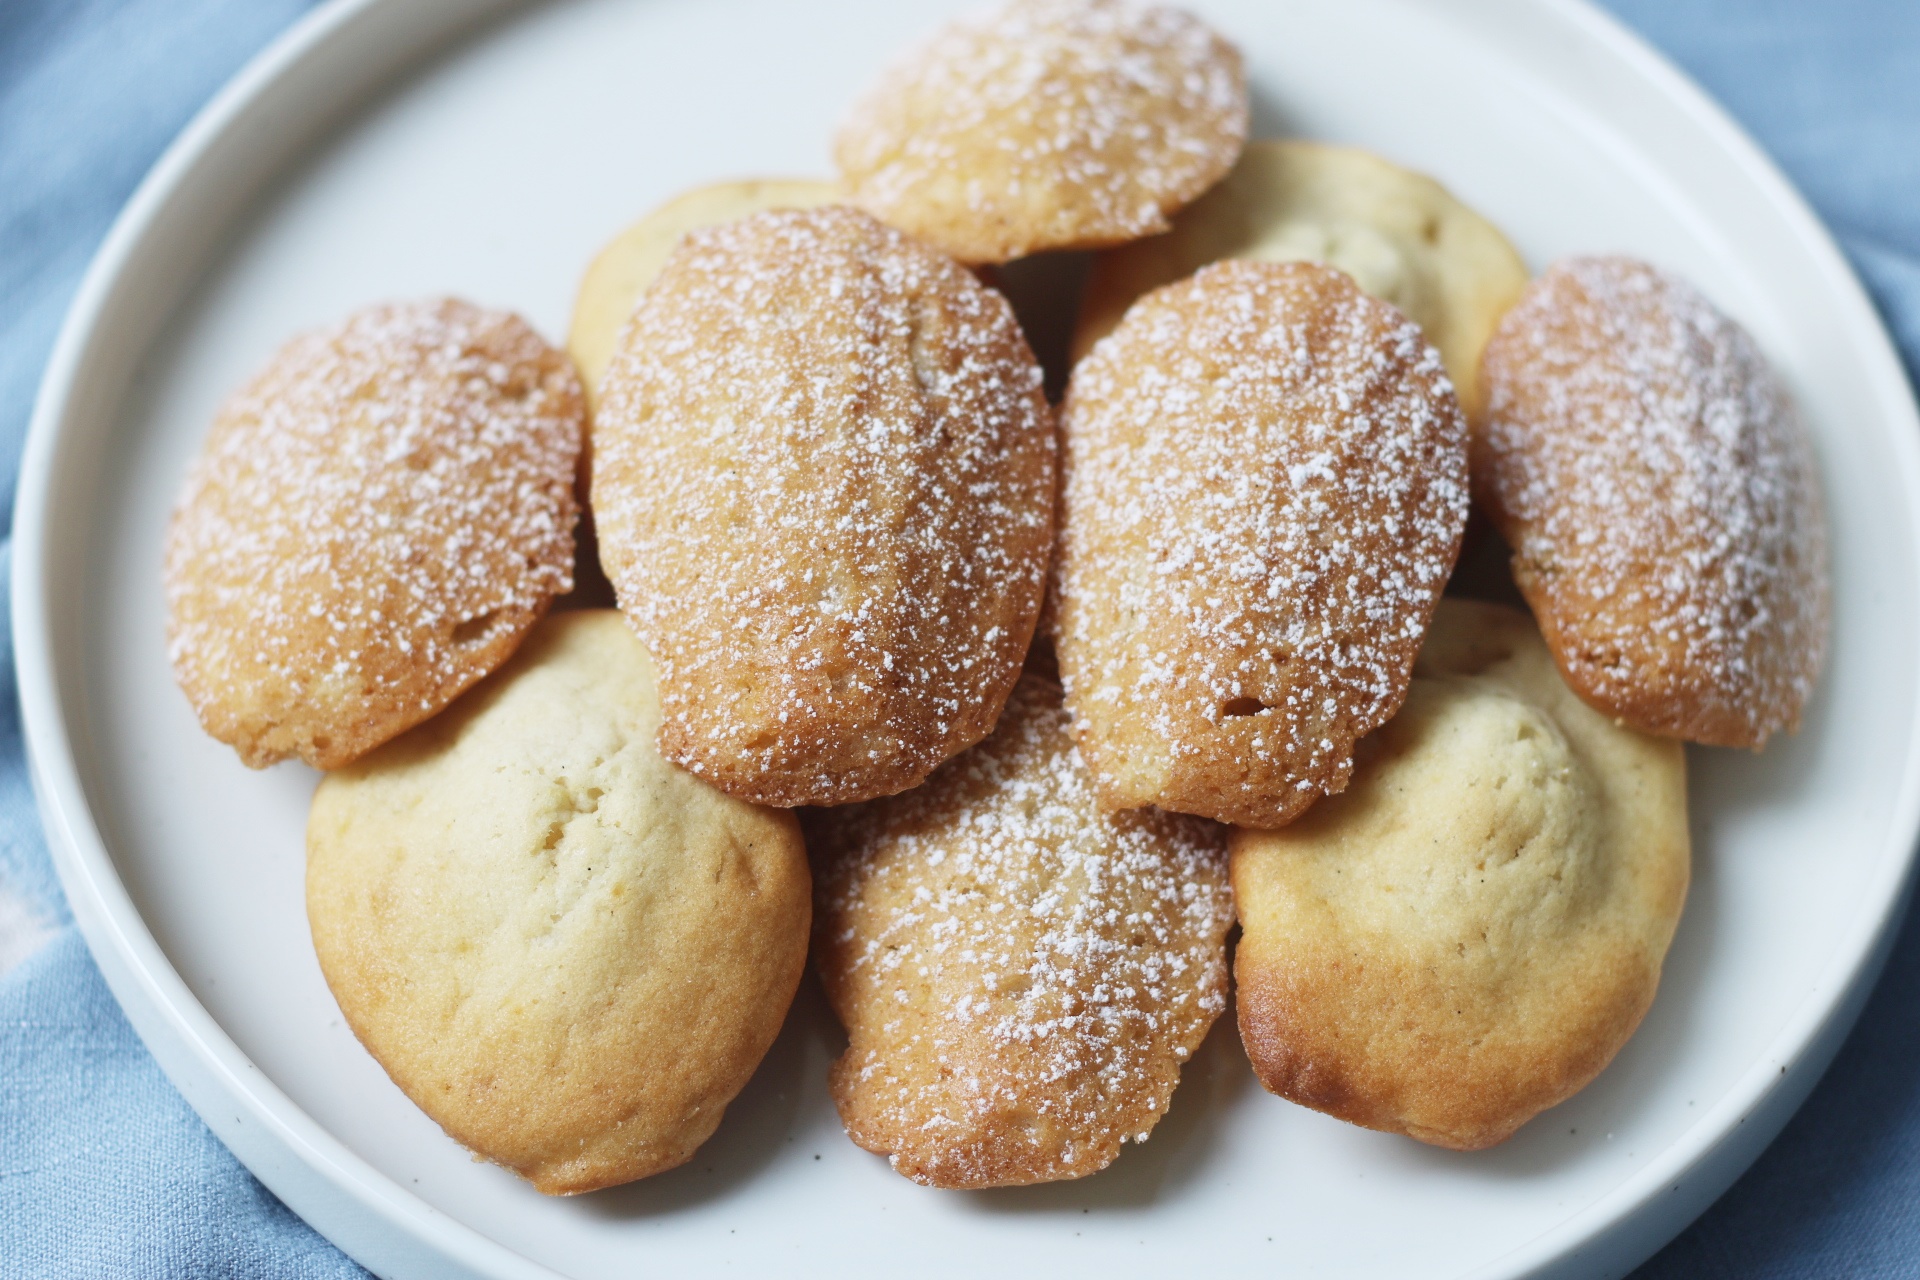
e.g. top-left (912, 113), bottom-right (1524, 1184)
top-left (1055, 259), bottom-right (1469, 827)
top-left (836, 0), bottom-right (1247, 262)
top-left (165, 298), bottom-right (582, 768)
top-left (593, 206), bottom-right (1054, 807)
top-left (812, 676), bottom-right (1231, 1187)
top-left (1477, 255), bottom-right (1829, 745)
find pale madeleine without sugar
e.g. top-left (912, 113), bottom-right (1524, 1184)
top-left (1233, 599), bottom-right (1690, 1150)
top-left (1073, 139), bottom-right (1533, 416)
top-left (164, 298), bottom-right (583, 770)
top-left (307, 611), bottom-right (810, 1196)
top-left (593, 205), bottom-right (1055, 808)
top-left (810, 675), bottom-right (1233, 1188)
top-left (1055, 259), bottom-right (1470, 829)
top-left (567, 178), bottom-right (840, 404)
top-left (1476, 255), bottom-right (1830, 747)
top-left (835, 0), bottom-right (1247, 264)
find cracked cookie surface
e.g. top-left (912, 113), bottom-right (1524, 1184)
top-left (1232, 599), bottom-right (1689, 1149)
top-left (306, 610), bottom-right (809, 1194)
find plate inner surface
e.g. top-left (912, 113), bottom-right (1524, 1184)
top-left (73, 0), bottom-right (1919, 1276)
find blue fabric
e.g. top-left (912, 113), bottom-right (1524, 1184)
top-left (1600, 0), bottom-right (1920, 396)
top-left (1585, 3), bottom-right (1920, 1275)
top-left (1, 3), bottom-right (363, 1275)
top-left (0, 1), bottom-right (1914, 1276)
top-left (0, 932), bottom-right (363, 1278)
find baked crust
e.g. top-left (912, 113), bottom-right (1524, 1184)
top-left (810, 675), bottom-right (1232, 1188)
top-left (307, 611), bottom-right (809, 1194)
top-left (1073, 139), bottom-right (1531, 415)
top-left (593, 205), bottom-right (1055, 807)
top-left (1232, 599), bottom-right (1690, 1149)
top-left (567, 178), bottom-right (840, 405)
top-left (164, 298), bottom-right (583, 769)
top-left (835, 0), bottom-right (1246, 263)
top-left (1475, 255), bottom-right (1830, 747)
top-left (1055, 259), bottom-right (1468, 827)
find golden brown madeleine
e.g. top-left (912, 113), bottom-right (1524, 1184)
top-left (1073, 140), bottom-right (1531, 415)
top-left (1232, 599), bottom-right (1689, 1150)
top-left (1055, 260), bottom-right (1469, 828)
top-left (1475, 255), bottom-right (1830, 747)
top-left (308, 611), bottom-right (809, 1195)
top-left (593, 206), bottom-right (1054, 807)
top-left (810, 675), bottom-right (1232, 1188)
top-left (835, 0), bottom-right (1247, 264)
top-left (165, 298), bottom-right (583, 769)
top-left (568, 178), bottom-right (840, 405)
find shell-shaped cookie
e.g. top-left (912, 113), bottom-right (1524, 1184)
top-left (1055, 259), bottom-right (1469, 828)
top-left (307, 611), bottom-right (810, 1195)
top-left (810, 675), bottom-right (1233, 1188)
top-left (1475, 255), bottom-right (1830, 747)
top-left (165, 298), bottom-right (583, 770)
top-left (593, 205), bottom-right (1055, 807)
top-left (1073, 140), bottom-right (1532, 414)
top-left (1232, 599), bottom-right (1689, 1150)
top-left (835, 0), bottom-right (1247, 264)
top-left (567, 178), bottom-right (841, 404)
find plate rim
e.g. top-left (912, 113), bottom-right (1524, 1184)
top-left (12, 1), bottom-right (1920, 1277)
top-left (12, 2), bottom-right (566, 1275)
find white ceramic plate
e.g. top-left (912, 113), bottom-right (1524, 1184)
top-left (16, 0), bottom-right (1920, 1276)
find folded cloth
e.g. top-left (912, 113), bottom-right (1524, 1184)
top-left (0, 1), bottom-right (1914, 1277)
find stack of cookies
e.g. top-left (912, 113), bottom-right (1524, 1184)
top-left (163, 0), bottom-right (1829, 1194)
